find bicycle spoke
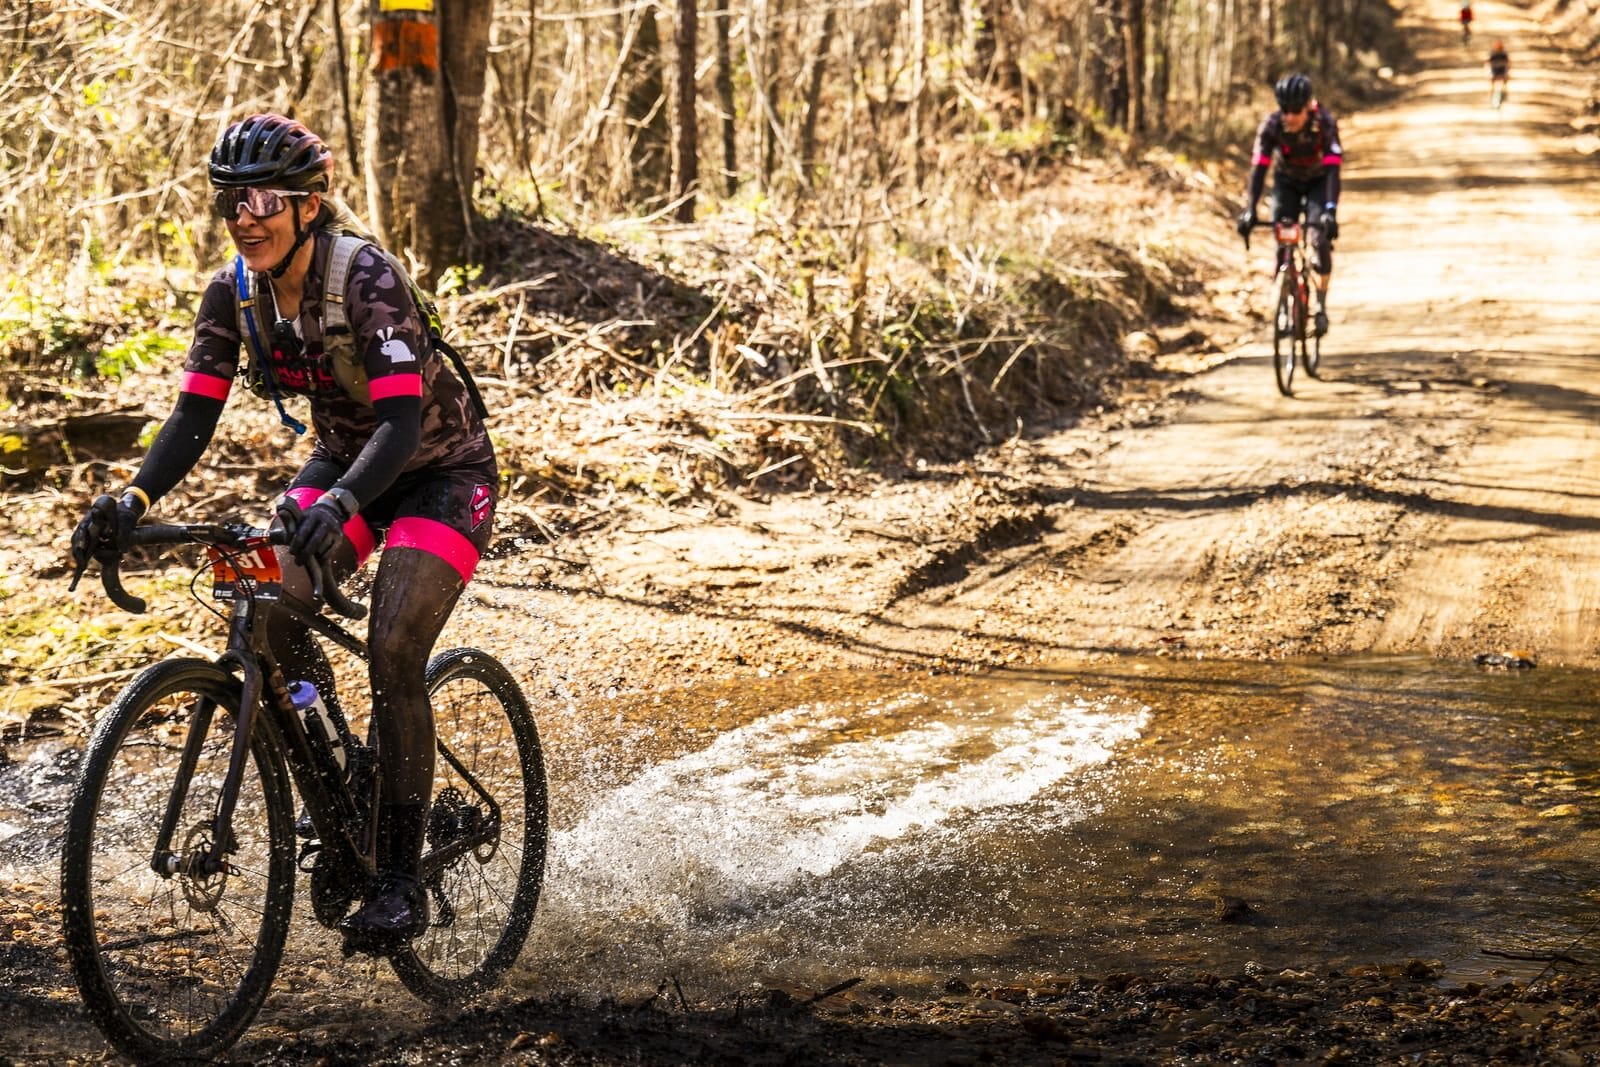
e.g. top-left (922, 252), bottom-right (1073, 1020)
top-left (62, 660), bottom-right (295, 1062)
top-left (390, 649), bottom-right (546, 1003)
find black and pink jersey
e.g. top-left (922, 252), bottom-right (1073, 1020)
top-left (1250, 104), bottom-right (1343, 184)
top-left (182, 230), bottom-right (493, 472)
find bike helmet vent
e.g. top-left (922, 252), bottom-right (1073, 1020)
top-left (1274, 73), bottom-right (1313, 112)
top-left (209, 113), bottom-right (332, 191)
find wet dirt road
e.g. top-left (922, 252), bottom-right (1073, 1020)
top-left (13, 1), bottom-right (1600, 1063)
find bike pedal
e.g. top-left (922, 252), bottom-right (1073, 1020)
top-left (340, 928), bottom-right (407, 960)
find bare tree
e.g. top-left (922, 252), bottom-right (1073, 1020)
top-left (672, 0), bottom-right (699, 221)
top-left (713, 1), bottom-right (737, 195)
top-left (624, 1), bottom-right (670, 200)
top-left (798, 5), bottom-right (837, 188)
top-left (1122, 0), bottom-right (1146, 137)
top-left (365, 0), bottom-right (495, 284)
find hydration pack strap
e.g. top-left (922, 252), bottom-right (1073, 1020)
top-left (235, 255), bottom-right (307, 436)
top-left (322, 235), bottom-right (363, 340)
top-left (321, 235), bottom-right (489, 421)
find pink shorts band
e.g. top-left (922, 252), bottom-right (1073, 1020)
top-left (285, 486), bottom-right (377, 567)
top-left (385, 516), bottom-right (480, 584)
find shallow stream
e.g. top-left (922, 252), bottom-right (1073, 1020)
top-left (6, 654), bottom-right (1600, 1007)
top-left (523, 655), bottom-right (1600, 998)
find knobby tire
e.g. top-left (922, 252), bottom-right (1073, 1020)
top-left (1304, 280), bottom-right (1322, 380)
top-left (61, 658), bottom-right (296, 1064)
top-left (1273, 265), bottom-right (1297, 396)
top-left (388, 648), bottom-right (548, 1004)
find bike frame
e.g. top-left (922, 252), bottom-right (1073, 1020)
top-left (102, 525), bottom-right (501, 892)
top-left (1274, 221), bottom-right (1313, 328)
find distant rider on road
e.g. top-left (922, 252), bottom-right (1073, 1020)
top-left (1488, 40), bottom-right (1510, 105)
top-left (1236, 73), bottom-right (1344, 338)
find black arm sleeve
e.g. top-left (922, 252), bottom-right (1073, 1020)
top-left (1245, 163), bottom-right (1269, 212)
top-left (1325, 165), bottom-right (1341, 206)
top-left (331, 394), bottom-right (421, 509)
top-left (129, 392), bottom-right (224, 506)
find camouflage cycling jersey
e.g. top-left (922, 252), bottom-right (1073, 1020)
top-left (184, 228), bottom-right (493, 472)
top-left (1250, 104), bottom-right (1343, 184)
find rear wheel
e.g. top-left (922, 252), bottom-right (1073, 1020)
top-left (61, 659), bottom-right (296, 1063)
top-left (1304, 322), bottom-right (1322, 379)
top-left (390, 648), bottom-right (547, 1004)
top-left (1273, 267), bottom-right (1297, 396)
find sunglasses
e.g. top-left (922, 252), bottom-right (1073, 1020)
top-left (212, 187), bottom-right (309, 221)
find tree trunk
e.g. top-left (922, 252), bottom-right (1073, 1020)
top-left (970, 0), bottom-right (998, 83)
top-left (363, 1), bottom-right (494, 284)
top-left (798, 6), bottom-right (837, 187)
top-left (714, 2), bottom-right (737, 195)
top-left (754, 0), bottom-right (786, 189)
top-left (1318, 0), bottom-right (1331, 76)
top-left (1150, 0), bottom-right (1170, 128)
top-left (438, 0), bottom-right (495, 246)
top-left (1122, 0), bottom-right (1144, 137)
top-left (625, 2), bottom-right (670, 202)
top-left (672, 0), bottom-right (698, 221)
top-left (908, 0), bottom-right (926, 188)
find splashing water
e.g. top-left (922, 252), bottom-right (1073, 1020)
top-left (529, 683), bottom-right (1148, 989)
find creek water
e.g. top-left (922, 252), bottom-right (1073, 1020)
top-left (520, 655), bottom-right (1600, 999)
top-left (6, 654), bottom-right (1600, 1006)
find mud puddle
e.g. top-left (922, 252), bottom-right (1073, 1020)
top-left (5, 653), bottom-right (1600, 1029)
top-left (510, 655), bottom-right (1600, 1000)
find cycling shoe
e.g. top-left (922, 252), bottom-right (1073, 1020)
top-left (339, 872), bottom-right (429, 956)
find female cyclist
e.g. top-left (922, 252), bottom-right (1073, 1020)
top-left (70, 113), bottom-right (497, 954)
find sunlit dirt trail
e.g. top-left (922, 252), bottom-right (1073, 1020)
top-left (878, 0), bottom-right (1600, 669)
top-left (18, 4), bottom-right (1600, 1064)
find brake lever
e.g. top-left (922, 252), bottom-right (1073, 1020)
top-left (267, 521), bottom-right (367, 620)
top-left (305, 554), bottom-right (367, 620)
top-left (97, 550), bottom-right (149, 614)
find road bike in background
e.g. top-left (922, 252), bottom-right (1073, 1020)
top-left (1244, 218), bottom-right (1324, 396)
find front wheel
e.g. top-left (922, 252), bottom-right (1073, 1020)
top-left (389, 648), bottom-right (548, 1004)
top-left (61, 658), bottom-right (297, 1063)
top-left (1273, 267), bottom-right (1297, 396)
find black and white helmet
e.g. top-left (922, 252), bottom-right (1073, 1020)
top-left (209, 113), bottom-right (332, 191)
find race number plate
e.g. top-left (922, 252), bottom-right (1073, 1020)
top-left (207, 537), bottom-right (284, 601)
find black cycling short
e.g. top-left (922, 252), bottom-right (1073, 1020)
top-left (1271, 171), bottom-right (1334, 275)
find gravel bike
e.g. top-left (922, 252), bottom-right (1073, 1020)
top-left (61, 516), bottom-right (548, 1063)
top-left (1245, 217), bottom-right (1324, 396)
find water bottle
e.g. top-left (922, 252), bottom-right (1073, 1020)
top-left (287, 680), bottom-right (346, 773)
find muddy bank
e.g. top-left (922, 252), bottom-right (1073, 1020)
top-left (151, 965), bottom-right (1600, 1064)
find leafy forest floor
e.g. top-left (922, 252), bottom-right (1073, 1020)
top-left (17, 0), bottom-right (1600, 1063)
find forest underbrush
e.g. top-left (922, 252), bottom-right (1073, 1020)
top-left (0, 138), bottom-right (1252, 744)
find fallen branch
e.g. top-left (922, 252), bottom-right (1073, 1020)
top-left (720, 411), bottom-right (876, 434)
top-left (806, 976), bottom-right (863, 1004)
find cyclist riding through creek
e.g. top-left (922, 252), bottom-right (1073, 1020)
top-left (1236, 73), bottom-right (1344, 340)
top-left (68, 113), bottom-right (497, 955)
